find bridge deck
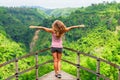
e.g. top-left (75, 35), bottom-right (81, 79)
top-left (39, 71), bottom-right (76, 80)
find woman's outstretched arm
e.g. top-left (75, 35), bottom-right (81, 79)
top-left (29, 26), bottom-right (53, 33)
top-left (65, 24), bottom-right (85, 32)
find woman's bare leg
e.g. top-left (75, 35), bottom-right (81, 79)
top-left (57, 53), bottom-right (62, 74)
top-left (52, 52), bottom-right (58, 75)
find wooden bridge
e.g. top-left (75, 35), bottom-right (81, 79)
top-left (0, 47), bottom-right (120, 80)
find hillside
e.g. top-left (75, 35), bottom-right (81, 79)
top-left (28, 6), bottom-right (77, 17)
top-left (0, 26), bottom-right (28, 79)
top-left (45, 8), bottom-right (78, 17)
top-left (0, 7), bottom-right (48, 49)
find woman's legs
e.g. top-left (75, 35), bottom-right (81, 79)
top-left (52, 52), bottom-right (62, 75)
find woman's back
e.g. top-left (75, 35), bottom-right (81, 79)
top-left (51, 33), bottom-right (63, 48)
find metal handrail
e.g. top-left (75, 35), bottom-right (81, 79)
top-left (0, 47), bottom-right (120, 80)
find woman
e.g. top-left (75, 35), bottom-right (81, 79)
top-left (29, 20), bottom-right (85, 78)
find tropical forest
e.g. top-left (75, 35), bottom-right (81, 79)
top-left (0, 1), bottom-right (120, 80)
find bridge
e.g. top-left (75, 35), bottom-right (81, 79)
top-left (0, 47), bottom-right (120, 80)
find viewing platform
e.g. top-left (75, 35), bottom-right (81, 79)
top-left (39, 71), bottom-right (76, 80)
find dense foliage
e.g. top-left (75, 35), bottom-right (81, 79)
top-left (0, 7), bottom-right (48, 49)
top-left (0, 1), bottom-right (120, 80)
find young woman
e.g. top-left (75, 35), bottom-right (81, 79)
top-left (29, 20), bottom-right (85, 78)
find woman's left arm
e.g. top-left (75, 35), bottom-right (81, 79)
top-left (65, 24), bottom-right (85, 32)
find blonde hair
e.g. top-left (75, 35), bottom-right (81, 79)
top-left (52, 20), bottom-right (66, 38)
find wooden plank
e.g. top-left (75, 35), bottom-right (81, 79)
top-left (39, 71), bottom-right (76, 80)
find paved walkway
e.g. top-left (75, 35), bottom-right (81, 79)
top-left (39, 71), bottom-right (76, 80)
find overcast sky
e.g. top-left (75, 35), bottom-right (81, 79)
top-left (0, 0), bottom-right (120, 9)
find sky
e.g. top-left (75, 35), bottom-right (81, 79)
top-left (0, 0), bottom-right (120, 9)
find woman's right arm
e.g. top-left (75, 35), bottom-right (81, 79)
top-left (29, 26), bottom-right (53, 33)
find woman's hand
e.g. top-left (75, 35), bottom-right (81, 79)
top-left (77, 24), bottom-right (85, 28)
top-left (29, 26), bottom-right (37, 28)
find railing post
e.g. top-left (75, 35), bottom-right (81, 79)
top-left (96, 58), bottom-right (100, 80)
top-left (35, 52), bottom-right (39, 80)
top-left (77, 52), bottom-right (80, 80)
top-left (15, 58), bottom-right (19, 80)
top-left (118, 67), bottom-right (120, 80)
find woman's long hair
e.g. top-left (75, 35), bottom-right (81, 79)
top-left (52, 20), bottom-right (66, 38)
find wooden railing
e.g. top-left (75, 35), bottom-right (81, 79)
top-left (63, 47), bottom-right (120, 80)
top-left (0, 48), bottom-right (51, 80)
top-left (0, 47), bottom-right (120, 80)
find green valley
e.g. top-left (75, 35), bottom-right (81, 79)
top-left (0, 1), bottom-right (120, 80)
